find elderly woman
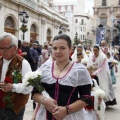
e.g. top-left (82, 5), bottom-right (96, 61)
top-left (32, 34), bottom-right (92, 120)
top-left (88, 44), bottom-right (117, 106)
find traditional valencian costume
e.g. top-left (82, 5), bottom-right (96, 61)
top-left (32, 61), bottom-right (92, 120)
top-left (107, 56), bottom-right (117, 85)
top-left (85, 79), bottom-right (106, 120)
top-left (88, 44), bottom-right (117, 106)
top-left (0, 55), bottom-right (32, 119)
top-left (71, 44), bottom-right (89, 62)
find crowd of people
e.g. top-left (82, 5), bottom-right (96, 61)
top-left (0, 32), bottom-right (118, 120)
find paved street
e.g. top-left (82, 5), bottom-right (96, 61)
top-left (105, 63), bottom-right (120, 120)
top-left (23, 63), bottom-right (120, 120)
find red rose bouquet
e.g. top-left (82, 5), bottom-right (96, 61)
top-left (3, 77), bottom-right (14, 109)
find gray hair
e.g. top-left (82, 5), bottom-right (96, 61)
top-left (0, 32), bottom-right (18, 46)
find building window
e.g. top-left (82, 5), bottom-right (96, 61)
top-left (61, 6), bottom-right (65, 12)
top-left (75, 19), bottom-right (78, 23)
top-left (67, 6), bottom-right (72, 11)
top-left (81, 19), bottom-right (84, 25)
top-left (100, 17), bottom-right (107, 26)
top-left (83, 35), bottom-right (84, 40)
top-left (31, 24), bottom-right (37, 33)
top-left (5, 17), bottom-right (15, 28)
top-left (102, 0), bottom-right (106, 6)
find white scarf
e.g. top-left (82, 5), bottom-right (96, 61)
top-left (71, 44), bottom-right (88, 62)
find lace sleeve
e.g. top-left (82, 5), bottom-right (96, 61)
top-left (78, 84), bottom-right (93, 106)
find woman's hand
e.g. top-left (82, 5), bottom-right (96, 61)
top-left (52, 106), bottom-right (67, 120)
top-left (43, 98), bottom-right (57, 113)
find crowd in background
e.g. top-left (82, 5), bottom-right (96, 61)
top-left (0, 32), bottom-right (119, 120)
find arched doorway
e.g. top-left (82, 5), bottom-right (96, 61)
top-left (30, 24), bottom-right (37, 42)
top-left (47, 29), bottom-right (52, 42)
top-left (4, 16), bottom-right (16, 35)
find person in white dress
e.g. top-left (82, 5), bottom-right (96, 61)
top-left (32, 34), bottom-right (92, 120)
top-left (71, 44), bottom-right (89, 62)
top-left (88, 44), bottom-right (117, 106)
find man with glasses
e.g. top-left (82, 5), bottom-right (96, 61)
top-left (0, 32), bottom-right (33, 120)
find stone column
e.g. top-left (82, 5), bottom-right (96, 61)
top-left (41, 19), bottom-right (46, 45)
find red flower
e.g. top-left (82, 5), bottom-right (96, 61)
top-left (4, 77), bottom-right (12, 83)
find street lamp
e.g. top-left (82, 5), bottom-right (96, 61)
top-left (84, 39), bottom-right (87, 48)
top-left (75, 32), bottom-right (78, 45)
top-left (58, 26), bottom-right (63, 34)
top-left (19, 10), bottom-right (29, 40)
top-left (90, 39), bottom-right (92, 46)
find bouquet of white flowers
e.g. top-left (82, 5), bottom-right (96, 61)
top-left (23, 71), bottom-right (50, 98)
top-left (94, 89), bottom-right (105, 99)
top-left (94, 89), bottom-right (105, 111)
top-left (113, 59), bottom-right (118, 65)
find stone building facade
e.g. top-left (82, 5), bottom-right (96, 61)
top-left (0, 0), bottom-right (69, 45)
top-left (74, 14), bottom-right (93, 46)
top-left (53, 0), bottom-right (86, 41)
top-left (93, 0), bottom-right (120, 45)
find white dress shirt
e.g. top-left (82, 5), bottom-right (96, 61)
top-left (1, 58), bottom-right (33, 94)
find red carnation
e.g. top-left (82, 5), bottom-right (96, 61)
top-left (4, 77), bottom-right (12, 83)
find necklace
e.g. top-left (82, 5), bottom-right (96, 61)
top-left (56, 61), bottom-right (70, 72)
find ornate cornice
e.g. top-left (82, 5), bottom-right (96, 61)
top-left (54, 25), bottom-right (59, 29)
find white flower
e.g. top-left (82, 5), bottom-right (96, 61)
top-left (94, 89), bottom-right (105, 98)
top-left (22, 78), bottom-right (29, 86)
top-left (24, 71), bottom-right (33, 80)
top-left (23, 71), bottom-right (42, 86)
top-left (113, 59), bottom-right (118, 64)
top-left (36, 70), bottom-right (42, 76)
top-left (81, 58), bottom-right (88, 64)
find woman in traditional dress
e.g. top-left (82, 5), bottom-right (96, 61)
top-left (88, 44), bottom-right (117, 106)
top-left (85, 46), bottom-right (92, 57)
top-left (71, 44), bottom-right (89, 62)
top-left (106, 52), bottom-right (116, 84)
top-left (32, 34), bottom-right (92, 120)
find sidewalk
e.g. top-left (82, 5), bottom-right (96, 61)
top-left (105, 63), bottom-right (120, 120)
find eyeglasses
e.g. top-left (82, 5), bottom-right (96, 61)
top-left (0, 44), bottom-right (15, 52)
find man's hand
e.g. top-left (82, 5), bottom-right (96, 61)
top-left (0, 82), bottom-right (13, 92)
